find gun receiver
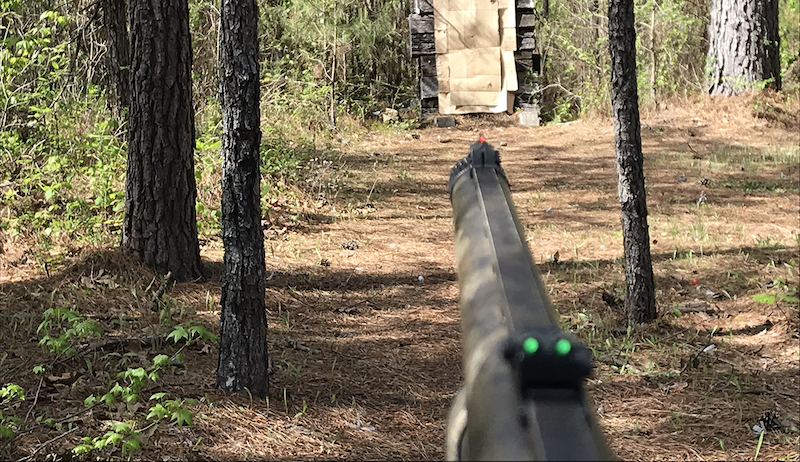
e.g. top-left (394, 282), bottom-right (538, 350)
top-left (445, 140), bottom-right (614, 461)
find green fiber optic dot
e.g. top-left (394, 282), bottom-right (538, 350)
top-left (522, 337), bottom-right (539, 354)
top-left (555, 339), bottom-right (572, 355)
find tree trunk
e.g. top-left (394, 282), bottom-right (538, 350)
top-left (608, 0), bottom-right (657, 325)
top-left (123, 0), bottom-right (202, 282)
top-left (216, 0), bottom-right (269, 398)
top-left (102, 0), bottom-right (130, 120)
top-left (707, 0), bottom-right (780, 95)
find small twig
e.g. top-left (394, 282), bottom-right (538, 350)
top-left (344, 298), bottom-right (370, 309)
top-left (654, 326), bottom-right (692, 344)
top-left (744, 389), bottom-right (798, 400)
top-left (531, 82), bottom-right (582, 101)
top-left (365, 170), bottom-right (379, 204)
top-left (71, 332), bottom-right (171, 358)
top-left (23, 375), bottom-right (44, 426)
top-left (170, 343), bottom-right (189, 363)
top-left (13, 401), bottom-right (98, 437)
top-left (18, 426), bottom-right (80, 462)
top-left (286, 289), bottom-right (315, 308)
top-left (679, 344), bottom-right (710, 375)
top-left (54, 402), bottom-right (102, 425)
top-left (337, 270), bottom-right (355, 290)
top-left (151, 271), bottom-right (174, 311)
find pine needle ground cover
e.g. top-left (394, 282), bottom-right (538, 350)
top-left (1, 95), bottom-right (798, 460)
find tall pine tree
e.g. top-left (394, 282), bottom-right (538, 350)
top-left (608, 0), bottom-right (657, 325)
top-left (707, 0), bottom-right (780, 95)
top-left (216, 0), bottom-right (269, 397)
top-left (123, 0), bottom-right (202, 282)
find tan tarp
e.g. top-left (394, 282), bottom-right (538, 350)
top-left (433, 0), bottom-right (517, 114)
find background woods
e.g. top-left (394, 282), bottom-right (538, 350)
top-left (0, 0), bottom-right (798, 460)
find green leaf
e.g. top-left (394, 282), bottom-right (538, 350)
top-left (102, 392), bottom-right (117, 407)
top-left (777, 293), bottom-right (799, 303)
top-left (0, 383), bottom-right (25, 400)
top-left (122, 437), bottom-right (141, 456)
top-left (73, 443), bottom-right (93, 455)
top-left (188, 324), bottom-right (217, 342)
top-left (167, 325), bottom-right (188, 344)
top-left (151, 354), bottom-right (170, 368)
top-left (105, 431), bottom-right (124, 446)
top-left (752, 293), bottom-right (777, 304)
top-left (128, 367), bottom-right (147, 381)
top-left (149, 392), bottom-right (168, 401)
top-left (172, 408), bottom-right (193, 426)
top-left (113, 422), bottom-right (132, 433)
top-left (146, 403), bottom-right (168, 421)
top-left (84, 395), bottom-right (96, 406)
top-left (0, 424), bottom-right (16, 439)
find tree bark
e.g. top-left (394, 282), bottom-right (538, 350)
top-left (102, 0), bottom-right (130, 120)
top-left (216, 0), bottom-right (269, 398)
top-left (608, 0), bottom-right (657, 325)
top-left (707, 0), bottom-right (780, 95)
top-left (123, 0), bottom-right (202, 282)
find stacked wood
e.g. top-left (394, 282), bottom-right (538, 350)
top-left (514, 2), bottom-right (540, 113)
top-left (408, 0), bottom-right (542, 119)
top-left (409, 1), bottom-right (437, 119)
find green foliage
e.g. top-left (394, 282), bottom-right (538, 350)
top-left (0, 383), bottom-right (25, 449)
top-left (37, 307), bottom-right (103, 357)
top-left (634, 0), bottom-right (706, 102)
top-left (0, 96), bottom-right (126, 247)
top-left (752, 278), bottom-right (799, 305)
top-left (166, 322), bottom-right (217, 345)
top-left (0, 2), bottom-right (119, 249)
top-left (73, 322), bottom-right (212, 457)
top-left (146, 394), bottom-right (197, 426)
top-left (187, 0), bottom-right (415, 133)
top-left (260, 137), bottom-right (316, 182)
top-left (78, 352), bottom-right (198, 458)
top-left (257, 0), bottom-right (414, 121)
top-left (0, 3), bottom-right (70, 124)
top-left (779, 0), bottom-right (800, 86)
top-left (539, 0), bottom-right (708, 119)
top-left (73, 421), bottom-right (143, 459)
top-left (537, 0), bottom-right (608, 121)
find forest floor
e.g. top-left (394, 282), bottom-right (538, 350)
top-left (1, 93), bottom-right (799, 461)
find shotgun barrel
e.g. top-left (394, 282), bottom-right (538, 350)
top-left (445, 139), bottom-right (614, 461)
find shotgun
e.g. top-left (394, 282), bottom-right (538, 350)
top-left (445, 138), bottom-right (614, 461)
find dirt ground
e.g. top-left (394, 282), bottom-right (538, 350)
top-left (1, 93), bottom-right (799, 461)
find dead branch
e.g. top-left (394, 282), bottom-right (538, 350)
top-left (151, 271), bottom-right (174, 311)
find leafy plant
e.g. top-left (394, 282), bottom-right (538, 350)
top-left (0, 383), bottom-right (25, 446)
top-left (37, 307), bottom-right (103, 357)
top-left (73, 421), bottom-right (143, 459)
top-left (752, 278), bottom-right (799, 305)
top-left (146, 393), bottom-right (197, 427)
top-left (71, 321), bottom-right (213, 458)
top-left (77, 352), bottom-right (199, 458)
top-left (167, 322), bottom-right (216, 345)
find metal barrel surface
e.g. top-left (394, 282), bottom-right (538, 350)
top-left (445, 141), bottom-right (614, 461)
